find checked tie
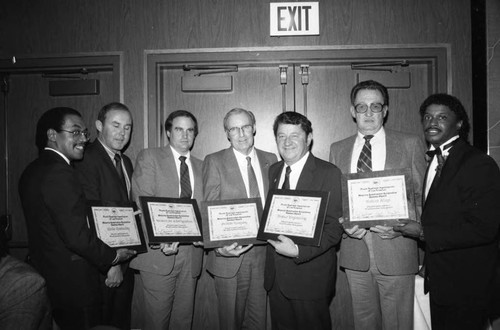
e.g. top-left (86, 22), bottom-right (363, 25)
top-left (357, 135), bottom-right (374, 173)
top-left (179, 156), bottom-right (192, 198)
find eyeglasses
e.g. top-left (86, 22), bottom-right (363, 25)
top-left (58, 129), bottom-right (90, 139)
top-left (227, 124), bottom-right (253, 136)
top-left (354, 103), bottom-right (385, 114)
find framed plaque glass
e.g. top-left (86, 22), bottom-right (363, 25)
top-left (257, 189), bottom-right (330, 246)
top-left (201, 198), bottom-right (263, 248)
top-left (87, 200), bottom-right (147, 253)
top-left (139, 196), bottom-right (203, 243)
top-left (341, 168), bottom-right (417, 228)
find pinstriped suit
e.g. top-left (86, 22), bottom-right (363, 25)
top-left (130, 146), bottom-right (204, 330)
top-left (203, 147), bottom-right (277, 330)
top-left (329, 128), bottom-right (427, 330)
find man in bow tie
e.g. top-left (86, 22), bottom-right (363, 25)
top-left (329, 80), bottom-right (427, 330)
top-left (395, 93), bottom-right (500, 329)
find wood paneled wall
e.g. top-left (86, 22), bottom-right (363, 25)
top-left (1, 0), bottom-right (472, 161)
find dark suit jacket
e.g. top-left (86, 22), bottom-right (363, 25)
top-left (264, 153), bottom-right (344, 300)
top-left (129, 146), bottom-right (204, 276)
top-left (329, 129), bottom-right (426, 275)
top-left (422, 139), bottom-right (500, 308)
top-left (18, 150), bottom-right (116, 309)
top-left (74, 139), bottom-right (133, 201)
top-left (202, 147), bottom-right (278, 277)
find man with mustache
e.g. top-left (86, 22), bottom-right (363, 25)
top-left (395, 94), bottom-right (500, 329)
top-left (74, 102), bottom-right (135, 329)
top-left (329, 80), bottom-right (426, 330)
top-left (19, 107), bottom-right (136, 329)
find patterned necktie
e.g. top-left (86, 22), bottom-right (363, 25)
top-left (357, 135), bottom-right (374, 173)
top-left (179, 156), bottom-right (192, 198)
top-left (114, 153), bottom-right (128, 194)
top-left (281, 166), bottom-right (292, 189)
top-left (246, 156), bottom-right (260, 198)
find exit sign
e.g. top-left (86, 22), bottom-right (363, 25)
top-left (270, 2), bottom-right (319, 36)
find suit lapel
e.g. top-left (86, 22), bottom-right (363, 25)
top-left (384, 130), bottom-right (403, 169)
top-left (256, 149), bottom-right (272, 193)
top-left (94, 140), bottom-right (129, 200)
top-left (223, 148), bottom-right (247, 194)
top-left (296, 154), bottom-right (316, 190)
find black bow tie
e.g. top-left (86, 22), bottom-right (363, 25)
top-left (426, 139), bottom-right (458, 160)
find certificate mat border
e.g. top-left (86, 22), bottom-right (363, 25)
top-left (139, 196), bottom-right (203, 243)
top-left (86, 200), bottom-right (147, 253)
top-left (257, 189), bottom-right (330, 247)
top-left (341, 168), bottom-right (417, 228)
top-left (200, 198), bottom-right (264, 249)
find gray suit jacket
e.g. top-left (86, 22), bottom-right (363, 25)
top-left (129, 146), bottom-right (204, 276)
top-left (329, 129), bottom-right (426, 275)
top-left (202, 147), bottom-right (277, 278)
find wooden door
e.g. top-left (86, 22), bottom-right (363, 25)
top-left (0, 55), bottom-right (120, 257)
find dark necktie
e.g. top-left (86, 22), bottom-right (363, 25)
top-left (246, 156), bottom-right (260, 198)
top-left (281, 166), bottom-right (291, 189)
top-left (357, 135), bottom-right (374, 173)
top-left (114, 153), bottom-right (128, 194)
top-left (179, 156), bottom-right (192, 198)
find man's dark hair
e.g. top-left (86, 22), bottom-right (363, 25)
top-left (419, 93), bottom-right (470, 141)
top-left (273, 111), bottom-right (313, 137)
top-left (164, 110), bottom-right (199, 139)
top-left (97, 102), bottom-right (131, 123)
top-left (35, 107), bottom-right (82, 151)
top-left (350, 80), bottom-right (389, 106)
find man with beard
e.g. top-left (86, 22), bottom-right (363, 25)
top-left (395, 94), bottom-right (500, 329)
top-left (19, 107), bottom-right (136, 329)
top-left (74, 102), bottom-right (135, 329)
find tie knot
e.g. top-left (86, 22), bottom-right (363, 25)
top-left (285, 166), bottom-right (291, 175)
top-left (179, 156), bottom-right (187, 163)
top-left (364, 135), bottom-right (374, 142)
top-left (246, 156), bottom-right (252, 165)
top-left (114, 153), bottom-right (122, 162)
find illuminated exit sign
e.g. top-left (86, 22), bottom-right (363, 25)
top-left (270, 2), bottom-right (319, 36)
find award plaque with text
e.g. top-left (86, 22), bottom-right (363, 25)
top-left (201, 198), bottom-right (264, 248)
top-left (257, 190), bottom-right (330, 246)
top-left (139, 196), bottom-right (203, 244)
top-left (341, 168), bottom-right (417, 228)
top-left (87, 201), bottom-right (147, 253)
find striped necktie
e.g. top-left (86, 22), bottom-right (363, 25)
top-left (357, 135), bottom-right (374, 173)
top-left (179, 156), bottom-right (192, 198)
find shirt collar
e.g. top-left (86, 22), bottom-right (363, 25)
top-left (286, 151), bottom-right (310, 172)
top-left (232, 147), bottom-right (255, 162)
top-left (428, 135), bottom-right (460, 156)
top-left (45, 147), bottom-right (71, 165)
top-left (356, 127), bottom-right (385, 144)
top-left (98, 138), bottom-right (120, 160)
top-left (170, 145), bottom-right (190, 160)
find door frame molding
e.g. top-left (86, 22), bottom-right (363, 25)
top-left (144, 44), bottom-right (450, 148)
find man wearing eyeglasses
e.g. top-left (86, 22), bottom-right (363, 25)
top-left (329, 80), bottom-right (426, 330)
top-left (203, 108), bottom-right (277, 330)
top-left (130, 110), bottom-right (204, 330)
top-left (19, 107), bottom-right (136, 329)
top-left (74, 102), bottom-right (134, 329)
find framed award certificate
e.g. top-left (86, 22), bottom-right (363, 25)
top-left (201, 198), bottom-right (264, 248)
top-left (139, 196), bottom-right (203, 243)
top-left (257, 190), bottom-right (330, 246)
top-left (341, 168), bottom-right (417, 228)
top-left (87, 200), bottom-right (147, 253)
